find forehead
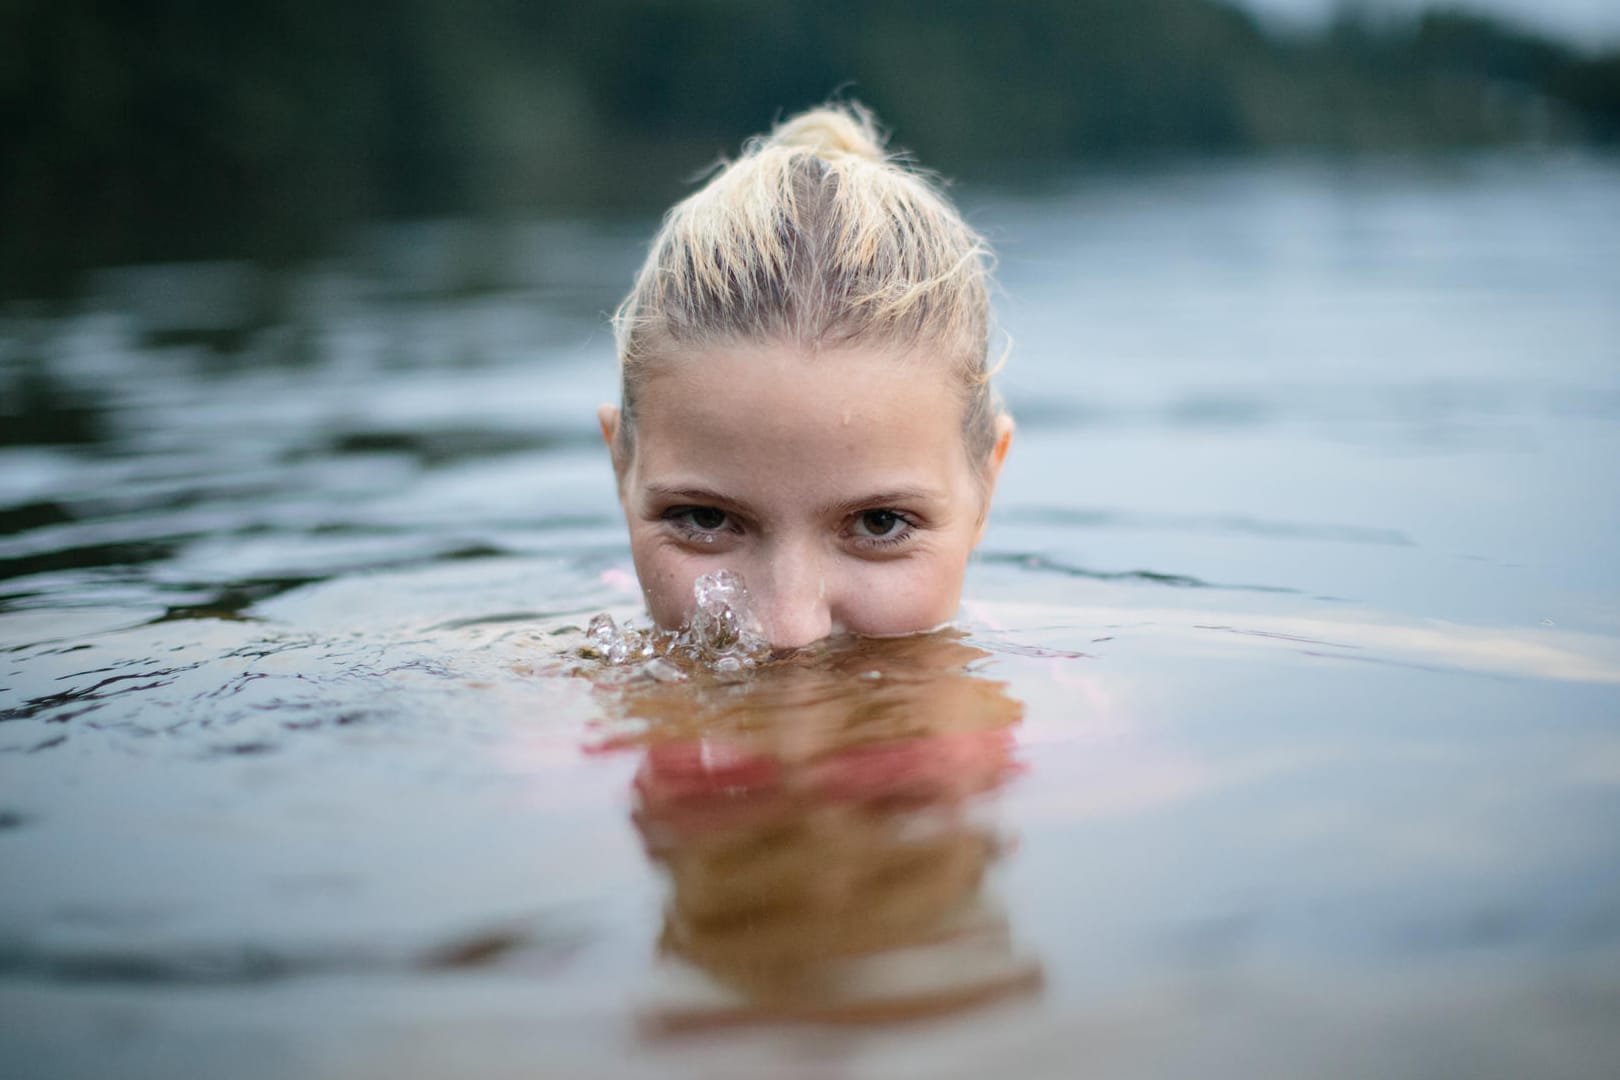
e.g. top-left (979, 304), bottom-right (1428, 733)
top-left (631, 344), bottom-right (969, 492)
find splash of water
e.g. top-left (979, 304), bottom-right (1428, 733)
top-left (687, 570), bottom-right (767, 654)
top-left (581, 570), bottom-right (770, 682)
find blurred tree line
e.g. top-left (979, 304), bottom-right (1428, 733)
top-left (2, 0), bottom-right (1616, 296)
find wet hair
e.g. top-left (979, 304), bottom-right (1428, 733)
top-left (612, 101), bottom-right (1000, 468)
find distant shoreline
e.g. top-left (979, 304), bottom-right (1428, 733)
top-left (3, 0), bottom-right (1616, 297)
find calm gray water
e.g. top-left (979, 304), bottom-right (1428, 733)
top-left (3, 154), bottom-right (1619, 1078)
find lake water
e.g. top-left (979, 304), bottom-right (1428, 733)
top-left (3, 154), bottom-right (1619, 1079)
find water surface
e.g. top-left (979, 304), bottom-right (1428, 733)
top-left (3, 154), bottom-right (1619, 1079)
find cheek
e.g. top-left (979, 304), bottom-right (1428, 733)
top-left (626, 528), bottom-right (707, 630)
top-left (834, 551), bottom-right (970, 636)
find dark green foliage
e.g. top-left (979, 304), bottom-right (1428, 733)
top-left (1, 0), bottom-right (1615, 297)
top-left (1555, 53), bottom-right (1620, 138)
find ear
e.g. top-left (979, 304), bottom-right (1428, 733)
top-left (973, 413), bottom-right (1015, 546)
top-left (597, 404), bottom-right (628, 487)
top-left (988, 412), bottom-right (1015, 484)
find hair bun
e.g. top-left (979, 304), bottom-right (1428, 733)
top-left (764, 102), bottom-right (888, 162)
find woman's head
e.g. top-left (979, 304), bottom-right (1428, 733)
top-left (601, 102), bottom-right (1013, 647)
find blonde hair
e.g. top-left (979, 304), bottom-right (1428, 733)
top-left (613, 101), bottom-right (1000, 465)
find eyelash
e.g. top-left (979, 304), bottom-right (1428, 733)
top-left (660, 506), bottom-right (919, 551)
top-left (847, 509), bottom-right (917, 549)
top-left (663, 506), bottom-right (739, 545)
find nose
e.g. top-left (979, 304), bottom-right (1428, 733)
top-left (754, 543), bottom-right (832, 651)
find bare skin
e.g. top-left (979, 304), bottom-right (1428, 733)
top-left (599, 343), bottom-right (1013, 650)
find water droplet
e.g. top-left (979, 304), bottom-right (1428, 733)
top-left (642, 657), bottom-right (686, 683)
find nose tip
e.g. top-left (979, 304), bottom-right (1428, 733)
top-left (761, 600), bottom-right (832, 652)
top-left (757, 562), bottom-right (831, 651)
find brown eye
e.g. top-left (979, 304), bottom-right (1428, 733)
top-left (854, 510), bottom-right (902, 537)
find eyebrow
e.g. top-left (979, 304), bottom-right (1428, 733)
top-left (642, 485), bottom-right (750, 512)
top-left (642, 484), bottom-right (946, 517)
top-left (818, 489), bottom-right (947, 516)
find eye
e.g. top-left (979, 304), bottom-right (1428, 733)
top-left (662, 505), bottom-right (735, 544)
top-left (852, 510), bottom-right (904, 538)
top-left (681, 506), bottom-right (728, 531)
top-left (847, 508), bottom-right (917, 550)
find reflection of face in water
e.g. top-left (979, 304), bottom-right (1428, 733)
top-left (594, 631), bottom-right (1043, 1030)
